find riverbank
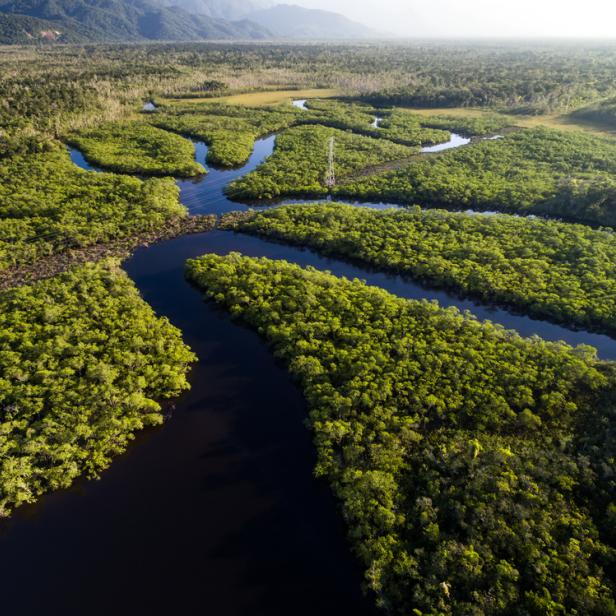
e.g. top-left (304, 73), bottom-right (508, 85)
top-left (64, 115), bottom-right (616, 356)
top-left (3, 95), bottom-right (616, 615)
top-left (0, 214), bottom-right (216, 292)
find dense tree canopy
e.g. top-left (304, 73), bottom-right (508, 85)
top-left (336, 127), bottom-right (616, 227)
top-left (149, 98), bottom-right (508, 174)
top-left (224, 203), bottom-right (616, 335)
top-left (305, 100), bottom-right (511, 141)
top-left (3, 42), bottom-right (616, 147)
top-left (66, 122), bottom-right (205, 177)
top-left (0, 142), bottom-right (185, 272)
top-left (348, 45), bottom-right (616, 114)
top-left (0, 259), bottom-right (195, 516)
top-left (227, 124), bottom-right (414, 200)
top-left (3, 41), bottom-right (616, 611)
top-left (301, 99), bottom-right (452, 146)
top-left (410, 110), bottom-right (511, 137)
top-left (187, 253), bottom-right (616, 615)
top-left (150, 102), bottom-right (301, 166)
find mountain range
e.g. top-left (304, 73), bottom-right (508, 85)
top-left (244, 4), bottom-right (375, 39)
top-left (0, 0), bottom-right (378, 43)
top-left (161, 0), bottom-right (269, 20)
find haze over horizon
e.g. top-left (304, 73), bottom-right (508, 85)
top-left (285, 0), bottom-right (616, 39)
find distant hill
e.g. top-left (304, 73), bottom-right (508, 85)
top-left (0, 0), bottom-right (377, 43)
top-left (164, 0), bottom-right (270, 20)
top-left (0, 0), bottom-right (273, 42)
top-left (244, 4), bottom-right (376, 39)
top-left (0, 12), bottom-right (90, 42)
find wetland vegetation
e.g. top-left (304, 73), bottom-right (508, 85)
top-left (0, 259), bottom-right (194, 516)
top-left (224, 203), bottom-right (616, 335)
top-left (337, 127), bottom-right (616, 227)
top-left (227, 125), bottom-right (414, 200)
top-left (2, 40), bottom-right (616, 615)
top-left (187, 252), bottom-right (616, 616)
top-left (66, 122), bottom-right (205, 177)
top-left (149, 102), bottom-right (301, 166)
top-left (0, 142), bottom-right (185, 273)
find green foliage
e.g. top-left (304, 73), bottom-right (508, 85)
top-left (152, 110), bottom-right (256, 167)
top-left (3, 42), bottom-right (616, 608)
top-left (305, 100), bottom-right (455, 146)
top-left (377, 109), bottom-right (451, 145)
top-left (0, 70), bottom-right (101, 136)
top-left (0, 127), bottom-right (56, 158)
top-left (187, 252), bottom-right (616, 615)
top-left (152, 100), bottom-right (501, 172)
top-left (66, 121), bottom-right (205, 177)
top-left (571, 97), bottom-right (616, 128)
top-left (304, 102), bottom-right (510, 142)
top-left (303, 98), bottom-right (379, 132)
top-left (151, 103), bottom-right (300, 167)
top-left (0, 259), bottom-right (195, 516)
top-left (3, 43), bottom-right (616, 143)
top-left (226, 203), bottom-right (616, 335)
top-left (349, 45), bottom-right (616, 114)
top-left (227, 124), bottom-right (414, 201)
top-left (0, 142), bottom-right (185, 271)
top-left (414, 110), bottom-right (511, 136)
top-left (337, 127), bottom-right (616, 227)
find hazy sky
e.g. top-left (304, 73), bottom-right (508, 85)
top-left (290, 0), bottom-right (616, 38)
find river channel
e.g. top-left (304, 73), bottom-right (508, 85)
top-left (1, 104), bottom-right (614, 615)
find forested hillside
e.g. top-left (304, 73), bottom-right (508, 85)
top-left (0, 13), bottom-right (89, 43)
top-left (0, 0), bottom-right (272, 42)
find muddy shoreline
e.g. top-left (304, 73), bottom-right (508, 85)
top-left (0, 214), bottom-right (215, 292)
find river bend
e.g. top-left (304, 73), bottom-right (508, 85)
top-left (1, 106), bottom-right (614, 616)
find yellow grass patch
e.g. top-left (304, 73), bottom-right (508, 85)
top-left (401, 107), bottom-right (496, 119)
top-left (402, 105), bottom-right (616, 137)
top-left (510, 113), bottom-right (616, 136)
top-left (165, 88), bottom-right (341, 107)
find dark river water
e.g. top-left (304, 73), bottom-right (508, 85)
top-left (2, 109), bottom-right (615, 616)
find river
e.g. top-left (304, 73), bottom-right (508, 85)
top-left (1, 104), bottom-right (615, 615)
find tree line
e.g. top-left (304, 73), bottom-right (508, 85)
top-left (227, 124), bottom-right (413, 201)
top-left (0, 259), bottom-right (195, 516)
top-left (66, 122), bottom-right (205, 177)
top-left (187, 252), bottom-right (616, 615)
top-left (0, 142), bottom-right (185, 272)
top-left (223, 203), bottom-right (616, 336)
top-left (336, 127), bottom-right (616, 228)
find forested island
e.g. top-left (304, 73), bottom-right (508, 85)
top-left (336, 127), bottom-right (616, 227)
top-left (1, 40), bottom-right (616, 615)
top-left (0, 259), bottom-right (195, 515)
top-left (187, 252), bottom-right (616, 615)
top-left (222, 204), bottom-right (616, 335)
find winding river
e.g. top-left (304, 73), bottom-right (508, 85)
top-left (2, 105), bottom-right (616, 615)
